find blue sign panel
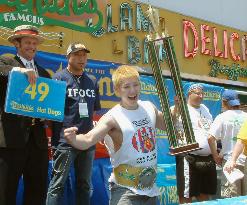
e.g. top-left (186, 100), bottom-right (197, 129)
top-left (5, 71), bottom-right (66, 121)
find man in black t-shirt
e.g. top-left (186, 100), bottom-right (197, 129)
top-left (46, 42), bottom-right (101, 205)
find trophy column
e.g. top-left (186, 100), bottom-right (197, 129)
top-left (146, 6), bottom-right (200, 155)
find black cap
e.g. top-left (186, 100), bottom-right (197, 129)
top-left (66, 42), bottom-right (90, 55)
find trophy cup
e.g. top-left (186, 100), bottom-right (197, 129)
top-left (146, 6), bottom-right (200, 155)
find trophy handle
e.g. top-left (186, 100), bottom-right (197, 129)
top-left (147, 38), bottom-right (200, 155)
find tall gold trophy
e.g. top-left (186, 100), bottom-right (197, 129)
top-left (146, 6), bottom-right (200, 155)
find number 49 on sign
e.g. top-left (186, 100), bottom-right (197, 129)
top-left (25, 82), bottom-right (49, 102)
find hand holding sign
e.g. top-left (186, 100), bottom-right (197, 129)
top-left (12, 67), bottom-right (37, 84)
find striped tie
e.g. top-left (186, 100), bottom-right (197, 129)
top-left (26, 61), bottom-right (38, 76)
top-left (26, 61), bottom-right (33, 69)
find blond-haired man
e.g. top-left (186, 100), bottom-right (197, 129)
top-left (64, 65), bottom-right (167, 205)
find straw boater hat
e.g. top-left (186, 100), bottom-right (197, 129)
top-left (8, 25), bottom-right (44, 43)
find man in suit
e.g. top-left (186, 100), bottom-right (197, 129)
top-left (0, 25), bottom-right (50, 205)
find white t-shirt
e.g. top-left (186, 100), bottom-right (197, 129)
top-left (173, 104), bottom-right (213, 156)
top-left (209, 110), bottom-right (247, 165)
top-left (188, 104), bottom-right (213, 155)
top-left (104, 100), bottom-right (159, 197)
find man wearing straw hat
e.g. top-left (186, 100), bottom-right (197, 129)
top-left (0, 25), bottom-right (50, 205)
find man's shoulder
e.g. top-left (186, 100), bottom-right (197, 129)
top-left (103, 110), bottom-right (120, 128)
top-left (222, 110), bottom-right (236, 116)
top-left (200, 103), bottom-right (209, 109)
top-left (200, 104), bottom-right (211, 112)
top-left (108, 104), bottom-right (120, 111)
top-left (106, 104), bottom-right (121, 116)
top-left (0, 55), bottom-right (19, 65)
top-left (237, 110), bottom-right (247, 116)
top-left (222, 109), bottom-right (247, 117)
top-left (138, 100), bottom-right (149, 104)
top-left (84, 73), bottom-right (97, 84)
top-left (0, 55), bottom-right (13, 60)
top-left (139, 100), bottom-right (154, 107)
top-left (53, 69), bottom-right (68, 79)
top-left (212, 112), bottom-right (226, 124)
top-left (35, 64), bottom-right (51, 78)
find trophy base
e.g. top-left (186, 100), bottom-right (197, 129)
top-left (169, 143), bottom-right (200, 156)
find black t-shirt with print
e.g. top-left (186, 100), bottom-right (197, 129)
top-left (52, 68), bottom-right (101, 147)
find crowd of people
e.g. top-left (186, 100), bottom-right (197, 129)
top-left (171, 84), bottom-right (247, 203)
top-left (0, 24), bottom-right (247, 205)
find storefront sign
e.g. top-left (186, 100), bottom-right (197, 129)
top-left (183, 19), bottom-right (247, 62)
top-left (90, 2), bottom-right (167, 65)
top-left (183, 19), bottom-right (247, 80)
top-left (0, 0), bottom-right (103, 32)
top-left (209, 59), bottom-right (247, 81)
top-left (5, 71), bottom-right (66, 121)
top-left (0, 1), bottom-right (168, 66)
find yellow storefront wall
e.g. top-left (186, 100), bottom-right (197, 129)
top-left (1, 0), bottom-right (247, 83)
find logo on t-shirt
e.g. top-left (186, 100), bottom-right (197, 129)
top-left (198, 116), bottom-right (211, 131)
top-left (132, 126), bottom-right (155, 153)
top-left (67, 88), bottom-right (95, 98)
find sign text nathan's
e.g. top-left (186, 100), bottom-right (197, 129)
top-left (0, 0), bottom-right (103, 33)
